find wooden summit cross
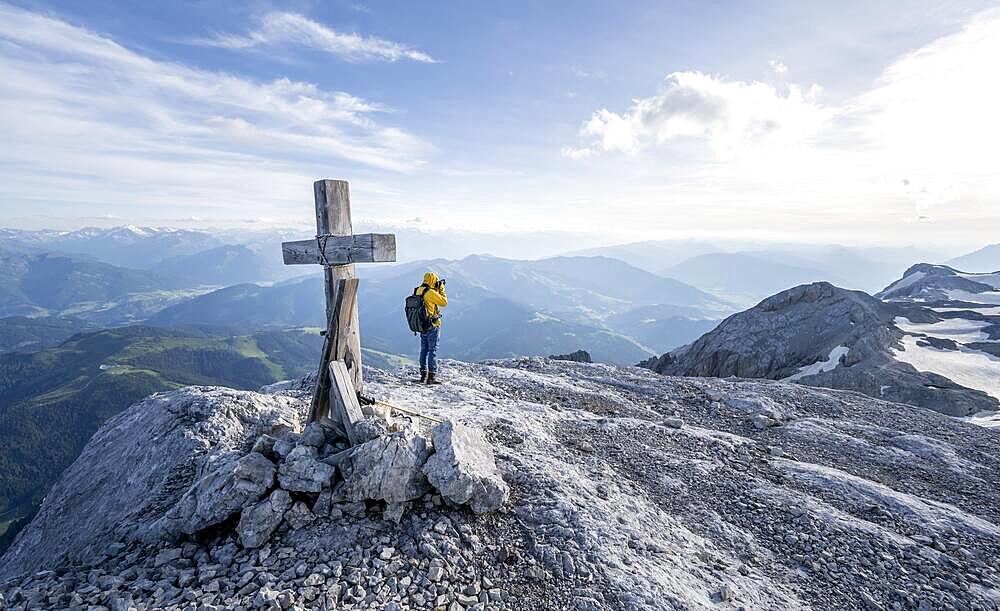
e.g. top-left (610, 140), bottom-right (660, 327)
top-left (282, 179), bottom-right (396, 429)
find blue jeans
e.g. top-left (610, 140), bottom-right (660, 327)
top-left (419, 327), bottom-right (440, 373)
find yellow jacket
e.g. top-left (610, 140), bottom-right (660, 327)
top-left (416, 271), bottom-right (448, 327)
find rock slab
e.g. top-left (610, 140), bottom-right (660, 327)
top-left (237, 489), bottom-right (292, 549)
top-left (158, 451), bottom-right (275, 536)
top-left (339, 432), bottom-right (431, 504)
top-left (422, 421), bottom-right (509, 513)
top-left (277, 446), bottom-right (334, 493)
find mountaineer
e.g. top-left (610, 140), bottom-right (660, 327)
top-left (404, 271), bottom-right (448, 384)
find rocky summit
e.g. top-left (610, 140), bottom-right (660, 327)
top-left (642, 281), bottom-right (999, 417)
top-left (1, 358), bottom-right (999, 610)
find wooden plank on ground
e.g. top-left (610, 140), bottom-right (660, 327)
top-left (329, 360), bottom-right (365, 445)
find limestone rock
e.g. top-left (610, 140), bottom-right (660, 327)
top-left (158, 451), bottom-right (275, 536)
top-left (251, 434), bottom-right (278, 459)
top-left (237, 489), bottom-right (292, 549)
top-left (298, 422), bottom-right (326, 448)
top-left (312, 489), bottom-right (332, 518)
top-left (339, 432), bottom-right (431, 504)
top-left (350, 417), bottom-right (390, 445)
top-left (285, 501), bottom-right (316, 530)
top-left (422, 421), bottom-right (509, 513)
top-left (663, 417), bottom-right (684, 429)
top-left (277, 446), bottom-right (334, 493)
top-left (641, 281), bottom-right (998, 417)
top-left (549, 349), bottom-right (592, 363)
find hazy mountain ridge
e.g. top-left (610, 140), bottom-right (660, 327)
top-left (947, 244), bottom-right (1000, 273)
top-left (0, 226), bottom-right (223, 268)
top-left (572, 239), bottom-right (950, 303)
top-left (148, 254), bottom-right (728, 364)
top-left (0, 248), bottom-right (183, 318)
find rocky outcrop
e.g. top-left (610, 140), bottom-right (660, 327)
top-left (158, 451), bottom-right (276, 537)
top-left (0, 386), bottom-right (304, 578)
top-left (641, 282), bottom-right (998, 417)
top-left (422, 421), bottom-right (509, 513)
top-left (876, 263), bottom-right (1000, 303)
top-left (2, 359), bottom-right (999, 610)
top-left (0, 371), bottom-right (507, 584)
top-left (338, 431), bottom-right (432, 504)
top-left (237, 489), bottom-right (292, 549)
top-left (548, 349), bottom-right (592, 363)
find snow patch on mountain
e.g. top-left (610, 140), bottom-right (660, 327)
top-left (947, 289), bottom-right (1000, 305)
top-left (893, 336), bottom-right (1000, 401)
top-left (782, 345), bottom-right (849, 381)
top-left (894, 316), bottom-right (994, 343)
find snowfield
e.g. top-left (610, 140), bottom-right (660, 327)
top-left (893, 316), bottom-right (994, 343)
top-left (932, 306), bottom-right (1000, 315)
top-left (946, 289), bottom-right (1000, 305)
top-left (893, 335), bottom-right (1000, 400)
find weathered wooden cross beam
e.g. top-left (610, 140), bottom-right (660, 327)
top-left (281, 179), bottom-right (396, 427)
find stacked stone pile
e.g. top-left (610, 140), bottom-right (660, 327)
top-left (157, 412), bottom-right (509, 552)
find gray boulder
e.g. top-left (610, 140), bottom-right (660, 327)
top-left (549, 349), bottom-right (592, 363)
top-left (277, 446), bottom-right (334, 493)
top-left (285, 501), bottom-right (316, 530)
top-left (238, 489), bottom-right (292, 549)
top-left (298, 422), bottom-right (327, 448)
top-left (157, 451), bottom-right (276, 536)
top-left (422, 421), bottom-right (509, 513)
top-left (251, 434), bottom-right (279, 460)
top-left (339, 432), bottom-right (431, 504)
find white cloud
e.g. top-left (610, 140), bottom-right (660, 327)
top-left (569, 71), bottom-right (829, 159)
top-left (556, 9), bottom-right (1000, 246)
top-left (0, 3), bottom-right (431, 221)
top-left (198, 12), bottom-right (436, 63)
top-left (769, 60), bottom-right (788, 75)
top-left (836, 8), bottom-right (1000, 216)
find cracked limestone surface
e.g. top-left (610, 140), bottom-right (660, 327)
top-left (2, 358), bottom-right (999, 610)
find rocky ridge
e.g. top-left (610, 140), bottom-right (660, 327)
top-left (1, 359), bottom-right (999, 610)
top-left (641, 281), bottom-right (998, 417)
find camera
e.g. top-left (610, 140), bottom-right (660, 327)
top-left (437, 278), bottom-right (446, 287)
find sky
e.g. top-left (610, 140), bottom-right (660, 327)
top-left (0, 0), bottom-right (998, 248)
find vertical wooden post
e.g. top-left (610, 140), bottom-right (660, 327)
top-left (314, 179), bottom-right (363, 393)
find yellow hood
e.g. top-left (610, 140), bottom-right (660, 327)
top-left (423, 271), bottom-right (439, 286)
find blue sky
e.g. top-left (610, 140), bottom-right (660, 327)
top-left (1, 0), bottom-right (998, 247)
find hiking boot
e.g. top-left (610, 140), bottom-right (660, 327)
top-left (425, 371), bottom-right (442, 385)
top-left (418, 370), bottom-right (428, 383)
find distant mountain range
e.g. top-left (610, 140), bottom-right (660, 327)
top-left (0, 247), bottom-right (189, 320)
top-left (0, 226), bottom-right (222, 268)
top-left (149, 254), bottom-right (729, 364)
top-left (643, 264), bottom-right (1000, 423)
top-left (946, 243), bottom-right (1000, 272)
top-left (661, 252), bottom-right (848, 307)
top-left (572, 239), bottom-right (952, 306)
